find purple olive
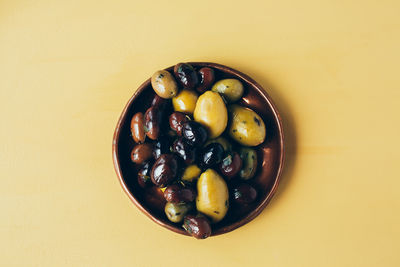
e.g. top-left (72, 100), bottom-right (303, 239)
top-left (171, 138), bottom-right (197, 165)
top-left (232, 183), bottom-right (258, 205)
top-left (196, 67), bottom-right (215, 93)
top-left (200, 143), bottom-right (224, 169)
top-left (169, 112), bottom-right (189, 136)
top-left (163, 184), bottom-right (196, 203)
top-left (151, 154), bottom-right (179, 187)
top-left (174, 63), bottom-right (199, 89)
top-left (182, 121), bottom-right (208, 147)
top-left (153, 135), bottom-right (172, 159)
top-left (137, 160), bottom-right (154, 188)
top-left (144, 106), bottom-right (162, 140)
top-left (219, 152), bottom-right (242, 179)
top-left (183, 215), bottom-right (212, 239)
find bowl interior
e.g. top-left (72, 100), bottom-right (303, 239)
top-left (113, 62), bottom-right (284, 236)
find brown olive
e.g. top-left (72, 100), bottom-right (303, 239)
top-left (130, 143), bottom-right (153, 164)
top-left (219, 152), bottom-right (242, 179)
top-left (163, 184), bottom-right (196, 203)
top-left (183, 215), bottom-right (212, 239)
top-left (144, 106), bottom-right (162, 140)
top-left (151, 154), bottom-right (179, 187)
top-left (151, 94), bottom-right (168, 110)
top-left (130, 112), bottom-right (145, 144)
top-left (182, 121), bottom-right (208, 147)
top-left (174, 63), bottom-right (199, 89)
top-left (137, 160), bottom-right (154, 188)
top-left (197, 67), bottom-right (215, 93)
top-left (169, 112), bottom-right (189, 136)
top-left (232, 183), bottom-right (257, 205)
top-left (153, 135), bottom-right (173, 159)
top-left (171, 138), bottom-right (197, 165)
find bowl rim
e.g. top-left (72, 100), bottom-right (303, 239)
top-left (112, 62), bottom-right (285, 237)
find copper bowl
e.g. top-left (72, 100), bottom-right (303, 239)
top-left (112, 62), bottom-right (284, 237)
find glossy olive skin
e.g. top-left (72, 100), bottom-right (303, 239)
top-left (137, 160), bottom-right (154, 188)
top-left (130, 112), bottom-right (145, 144)
top-left (219, 152), bottom-right (242, 179)
top-left (174, 63), bottom-right (199, 89)
top-left (181, 164), bottom-right (201, 183)
top-left (232, 183), bottom-right (257, 204)
top-left (165, 202), bottom-right (193, 223)
top-left (151, 154), bottom-right (179, 187)
top-left (172, 89), bottom-right (198, 115)
top-left (163, 184), bottom-right (196, 203)
top-left (151, 70), bottom-right (178, 99)
top-left (200, 143), bottom-right (224, 169)
top-left (211, 79), bottom-right (244, 103)
top-left (130, 143), bottom-right (153, 164)
top-left (183, 215), bottom-right (212, 239)
top-left (169, 112), bottom-right (189, 136)
top-left (182, 121), bottom-right (208, 147)
top-left (239, 147), bottom-right (258, 180)
top-left (204, 136), bottom-right (232, 153)
top-left (196, 67), bottom-right (215, 93)
top-left (171, 138), bottom-right (197, 165)
top-left (144, 106), bottom-right (162, 140)
top-left (153, 135), bottom-right (172, 159)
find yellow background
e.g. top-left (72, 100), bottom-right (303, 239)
top-left (1, 0), bottom-right (400, 266)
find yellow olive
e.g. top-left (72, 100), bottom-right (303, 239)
top-left (196, 169), bottom-right (229, 223)
top-left (204, 136), bottom-right (232, 152)
top-left (165, 202), bottom-right (193, 223)
top-left (181, 164), bottom-right (201, 183)
top-left (211, 79), bottom-right (244, 103)
top-left (151, 70), bottom-right (178, 99)
top-left (193, 91), bottom-right (227, 138)
top-left (172, 89), bottom-right (198, 114)
top-left (228, 105), bottom-right (266, 146)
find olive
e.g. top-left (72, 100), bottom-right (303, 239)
top-left (232, 183), bottom-right (257, 204)
top-left (172, 89), bottom-right (198, 114)
top-left (200, 143), bottom-right (224, 169)
top-left (151, 94), bottom-right (168, 110)
top-left (130, 112), bottom-right (145, 144)
top-left (204, 137), bottom-right (232, 153)
top-left (171, 138), bottom-right (197, 165)
top-left (169, 112), bottom-right (189, 136)
top-left (182, 121), bottom-right (208, 147)
top-left (151, 154), bottom-right (179, 187)
top-left (183, 215), bottom-right (212, 239)
top-left (151, 70), bottom-right (178, 99)
top-left (153, 135), bottom-right (173, 159)
top-left (163, 184), bottom-right (196, 203)
top-left (165, 202), bottom-right (193, 223)
top-left (130, 143), bottom-right (153, 164)
top-left (196, 67), bottom-right (215, 93)
top-left (144, 106), bottom-right (162, 140)
top-left (211, 79), bottom-right (244, 103)
top-left (219, 152), bottom-right (242, 179)
top-left (239, 147), bottom-right (258, 180)
top-left (181, 164), bottom-right (201, 183)
top-left (137, 160), bottom-right (154, 188)
top-left (173, 63), bottom-right (199, 89)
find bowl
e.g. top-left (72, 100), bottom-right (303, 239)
top-left (112, 62), bottom-right (284, 237)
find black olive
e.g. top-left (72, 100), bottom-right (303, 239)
top-left (137, 160), bottom-right (154, 188)
top-left (173, 63), bottom-right (199, 89)
top-left (200, 143), bottom-right (224, 169)
top-left (151, 154), bottom-right (179, 187)
top-left (153, 135), bottom-right (173, 159)
top-left (171, 138), bottom-right (197, 165)
top-left (182, 121), bottom-right (208, 147)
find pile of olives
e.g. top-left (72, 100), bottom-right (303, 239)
top-left (130, 63), bottom-right (266, 239)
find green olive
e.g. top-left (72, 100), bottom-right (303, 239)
top-left (164, 202), bottom-right (193, 223)
top-left (151, 70), bottom-right (178, 99)
top-left (172, 89), bottom-right (198, 114)
top-left (193, 91), bottom-right (227, 138)
top-left (211, 79), bottom-right (244, 103)
top-left (204, 136), bottom-right (232, 152)
top-left (239, 147), bottom-right (258, 180)
top-left (228, 105), bottom-right (266, 146)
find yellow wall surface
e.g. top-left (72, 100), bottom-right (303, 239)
top-left (1, 0), bottom-right (400, 266)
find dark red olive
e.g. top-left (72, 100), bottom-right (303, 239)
top-left (130, 143), bottom-right (153, 164)
top-left (130, 112), bottom-right (146, 144)
top-left (200, 143), bottom-right (224, 169)
top-left (163, 184), bottom-right (196, 203)
top-left (183, 215), bottom-right (212, 239)
top-left (151, 94), bottom-right (168, 110)
top-left (153, 135), bottom-right (173, 159)
top-left (144, 106), bottom-right (162, 140)
top-left (174, 63), bottom-right (199, 89)
top-left (196, 67), bottom-right (215, 93)
top-left (219, 152), bottom-right (242, 179)
top-left (137, 160), bottom-right (154, 188)
top-left (151, 154), bottom-right (179, 187)
top-left (169, 112), bottom-right (189, 136)
top-left (182, 121), bottom-right (208, 147)
top-left (171, 138), bottom-right (197, 165)
top-left (232, 183), bottom-right (257, 205)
